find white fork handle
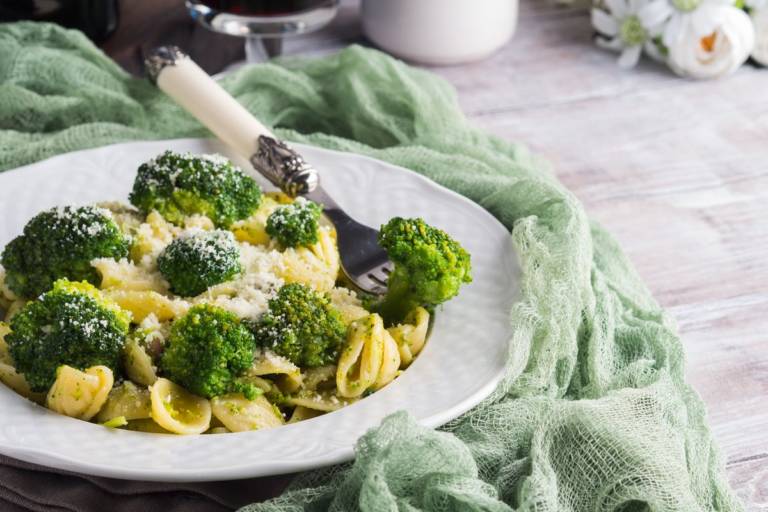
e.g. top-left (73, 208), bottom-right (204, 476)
top-left (153, 53), bottom-right (273, 159)
top-left (145, 46), bottom-right (318, 196)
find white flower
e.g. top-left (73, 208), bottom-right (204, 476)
top-left (641, 0), bottom-right (754, 78)
top-left (750, 6), bottom-right (768, 65)
top-left (592, 0), bottom-right (666, 68)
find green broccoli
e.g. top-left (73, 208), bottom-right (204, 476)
top-left (375, 217), bottom-right (472, 324)
top-left (159, 304), bottom-right (258, 399)
top-left (129, 151), bottom-right (262, 228)
top-left (0, 206), bottom-right (130, 298)
top-left (265, 198), bottom-right (322, 248)
top-left (157, 229), bottom-right (242, 297)
top-left (5, 279), bottom-right (131, 392)
top-left (252, 283), bottom-right (347, 368)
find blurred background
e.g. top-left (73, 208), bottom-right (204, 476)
top-left (0, 0), bottom-right (384, 75)
top-left (0, 0), bottom-right (519, 75)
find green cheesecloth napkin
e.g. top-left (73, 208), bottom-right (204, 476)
top-left (0, 22), bottom-right (742, 512)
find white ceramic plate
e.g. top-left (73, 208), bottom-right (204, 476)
top-left (0, 138), bottom-right (518, 482)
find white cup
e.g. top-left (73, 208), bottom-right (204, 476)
top-left (361, 0), bottom-right (518, 65)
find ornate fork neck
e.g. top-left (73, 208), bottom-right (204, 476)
top-left (250, 135), bottom-right (319, 197)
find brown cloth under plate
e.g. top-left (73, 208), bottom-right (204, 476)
top-left (0, 455), bottom-right (293, 511)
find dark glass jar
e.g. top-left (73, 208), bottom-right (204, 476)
top-left (0, 0), bottom-right (120, 42)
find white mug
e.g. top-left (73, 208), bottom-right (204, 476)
top-left (361, 0), bottom-right (518, 65)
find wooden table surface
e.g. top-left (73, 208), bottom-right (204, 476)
top-left (104, 0), bottom-right (767, 509)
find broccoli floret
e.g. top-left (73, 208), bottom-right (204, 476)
top-left (0, 206), bottom-right (130, 298)
top-left (265, 198), bottom-right (322, 248)
top-left (159, 304), bottom-right (257, 399)
top-left (375, 217), bottom-right (472, 324)
top-left (5, 279), bottom-right (130, 392)
top-left (129, 151), bottom-right (262, 228)
top-left (252, 283), bottom-right (346, 368)
top-left (157, 229), bottom-right (242, 297)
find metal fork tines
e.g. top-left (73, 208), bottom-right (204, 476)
top-left (306, 187), bottom-right (393, 296)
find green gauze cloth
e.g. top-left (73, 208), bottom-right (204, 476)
top-left (0, 22), bottom-right (741, 512)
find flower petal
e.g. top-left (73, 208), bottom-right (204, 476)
top-left (629, 0), bottom-right (644, 13)
top-left (691, 4), bottom-right (720, 36)
top-left (662, 15), bottom-right (684, 47)
top-left (606, 0), bottom-right (629, 17)
top-left (592, 9), bottom-right (621, 35)
top-left (639, 0), bottom-right (673, 28)
top-left (618, 44), bottom-right (644, 67)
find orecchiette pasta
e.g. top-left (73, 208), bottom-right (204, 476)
top-left (123, 338), bottom-right (158, 387)
top-left (0, 362), bottom-right (35, 400)
top-left (183, 214), bottom-right (214, 231)
top-left (95, 381), bottom-right (152, 423)
top-left (46, 365), bottom-right (114, 421)
top-left (230, 196), bottom-right (280, 246)
top-left (149, 378), bottom-right (211, 435)
top-left (0, 266), bottom-right (15, 311)
top-left (91, 258), bottom-right (168, 293)
top-left (287, 390), bottom-right (356, 412)
top-left (277, 227), bottom-right (340, 292)
top-left (373, 329), bottom-right (401, 390)
top-left (210, 393), bottom-right (284, 432)
top-left (249, 350), bottom-right (303, 392)
top-left (302, 365), bottom-right (337, 391)
top-left (328, 287), bottom-right (369, 325)
top-left (288, 405), bottom-right (324, 423)
top-left (0, 322), bottom-right (10, 364)
top-left (336, 314), bottom-right (386, 398)
top-left (387, 307), bottom-right (430, 367)
top-left (96, 201), bottom-right (143, 237)
top-left (124, 418), bottom-right (172, 434)
top-left (0, 325), bottom-right (40, 401)
top-left (130, 211), bottom-right (181, 262)
top-left (104, 289), bottom-right (188, 323)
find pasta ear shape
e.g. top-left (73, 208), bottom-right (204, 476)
top-left (0, 328), bottom-right (44, 403)
top-left (123, 337), bottom-right (158, 387)
top-left (328, 288), bottom-right (369, 325)
top-left (46, 365), bottom-right (114, 421)
top-left (91, 258), bottom-right (168, 293)
top-left (276, 227), bottom-right (340, 293)
top-left (0, 322), bottom-right (11, 365)
top-left (288, 406), bottom-right (324, 423)
top-left (0, 362), bottom-right (36, 400)
top-left (149, 378), bottom-right (211, 435)
top-left (336, 314), bottom-right (386, 398)
top-left (302, 365), bottom-right (337, 392)
top-left (104, 289), bottom-right (188, 323)
top-left (230, 196), bottom-right (280, 245)
top-left (372, 329), bottom-right (401, 390)
top-left (130, 210), bottom-right (181, 262)
top-left (248, 350), bottom-right (303, 393)
top-left (387, 307), bottom-right (430, 367)
top-left (96, 381), bottom-right (152, 423)
top-left (287, 390), bottom-right (356, 412)
top-left (211, 393), bottom-right (284, 432)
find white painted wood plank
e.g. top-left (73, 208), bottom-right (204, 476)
top-left (295, 0), bottom-right (768, 505)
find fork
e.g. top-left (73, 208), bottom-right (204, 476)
top-left (144, 46), bottom-right (392, 295)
